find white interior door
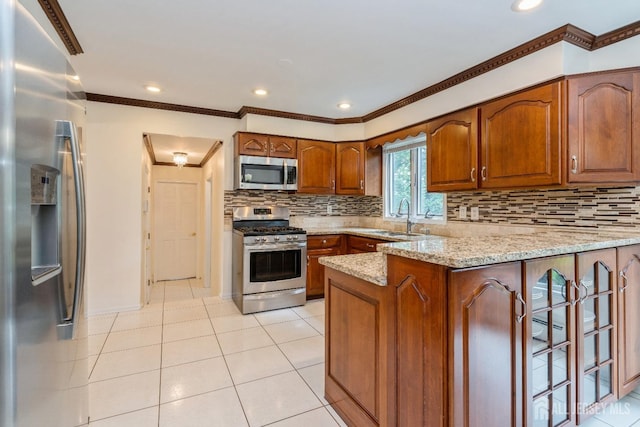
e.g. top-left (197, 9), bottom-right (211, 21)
top-left (154, 181), bottom-right (198, 281)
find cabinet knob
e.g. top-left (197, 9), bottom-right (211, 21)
top-left (322, 239), bottom-right (327, 245)
top-left (571, 155), bottom-right (578, 174)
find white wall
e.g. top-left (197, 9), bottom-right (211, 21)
top-left (201, 147), bottom-right (226, 297)
top-left (85, 102), bottom-right (238, 314)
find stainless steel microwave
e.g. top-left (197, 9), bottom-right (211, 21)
top-left (235, 155), bottom-right (298, 190)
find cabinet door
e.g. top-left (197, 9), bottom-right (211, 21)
top-left (387, 255), bottom-right (447, 427)
top-left (449, 262), bottom-right (524, 427)
top-left (617, 245), bottom-right (640, 397)
top-left (347, 235), bottom-right (385, 253)
top-left (427, 107), bottom-right (479, 191)
top-left (297, 140), bottom-right (336, 194)
top-left (336, 142), bottom-right (365, 195)
top-left (524, 255), bottom-right (576, 427)
top-left (575, 249), bottom-right (617, 424)
top-left (567, 72), bottom-right (640, 183)
top-left (268, 136), bottom-right (297, 159)
top-left (307, 248), bottom-right (335, 298)
top-left (480, 83), bottom-right (562, 188)
top-left (235, 132), bottom-right (269, 156)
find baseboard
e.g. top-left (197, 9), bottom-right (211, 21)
top-left (87, 304), bottom-right (142, 317)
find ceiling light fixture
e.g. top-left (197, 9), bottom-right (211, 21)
top-left (145, 85), bottom-right (161, 93)
top-left (338, 102), bottom-right (351, 110)
top-left (253, 88), bottom-right (268, 96)
top-left (173, 152), bottom-right (188, 168)
top-left (71, 75), bottom-right (80, 81)
top-left (511, 0), bottom-right (543, 12)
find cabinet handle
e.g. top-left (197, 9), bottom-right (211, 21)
top-left (516, 292), bottom-right (526, 323)
top-left (570, 280), bottom-right (580, 305)
top-left (360, 179), bottom-right (364, 190)
top-left (470, 168), bottom-right (476, 182)
top-left (580, 281), bottom-right (589, 304)
top-left (366, 243), bottom-right (375, 248)
top-left (331, 180), bottom-right (335, 190)
top-left (571, 155), bottom-right (578, 174)
top-left (619, 254), bottom-right (640, 292)
top-left (481, 166), bottom-right (487, 181)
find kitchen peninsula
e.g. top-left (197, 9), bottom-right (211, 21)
top-left (320, 231), bottom-right (640, 427)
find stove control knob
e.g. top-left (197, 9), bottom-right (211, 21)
top-left (261, 237), bottom-right (268, 243)
top-left (286, 236), bottom-right (293, 241)
top-left (273, 236), bottom-right (280, 241)
top-left (254, 237), bottom-right (261, 243)
top-left (292, 235), bottom-right (299, 240)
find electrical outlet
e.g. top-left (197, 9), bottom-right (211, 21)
top-left (327, 205), bottom-right (333, 215)
top-left (458, 206), bottom-right (467, 219)
top-left (470, 206), bottom-right (480, 221)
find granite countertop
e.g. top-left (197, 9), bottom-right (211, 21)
top-left (314, 228), bottom-right (640, 285)
top-left (305, 227), bottom-right (426, 242)
top-left (318, 252), bottom-right (387, 286)
top-left (378, 230), bottom-right (640, 268)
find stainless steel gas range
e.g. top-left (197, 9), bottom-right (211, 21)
top-left (232, 206), bottom-right (307, 314)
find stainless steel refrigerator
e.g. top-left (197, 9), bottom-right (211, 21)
top-left (1, 1), bottom-right (88, 426)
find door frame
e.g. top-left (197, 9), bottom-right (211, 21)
top-left (204, 177), bottom-right (212, 288)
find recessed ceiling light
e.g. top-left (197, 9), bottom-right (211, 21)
top-left (253, 88), bottom-right (268, 96)
top-left (511, 0), bottom-right (543, 12)
top-left (338, 102), bottom-right (351, 110)
top-left (71, 75), bottom-right (80, 81)
top-left (145, 85), bottom-right (161, 93)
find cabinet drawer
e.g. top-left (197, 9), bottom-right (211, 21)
top-left (348, 235), bottom-right (385, 253)
top-left (308, 235), bottom-right (343, 250)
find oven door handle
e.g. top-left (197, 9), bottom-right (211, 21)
top-left (245, 243), bottom-right (307, 251)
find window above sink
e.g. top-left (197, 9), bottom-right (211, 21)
top-left (383, 133), bottom-right (446, 224)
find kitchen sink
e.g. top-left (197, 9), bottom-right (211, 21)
top-left (368, 230), bottom-right (427, 238)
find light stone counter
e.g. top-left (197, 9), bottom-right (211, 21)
top-left (378, 230), bottom-right (640, 269)
top-left (305, 227), bottom-right (426, 241)
top-left (318, 252), bottom-right (387, 286)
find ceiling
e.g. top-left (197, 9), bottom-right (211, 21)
top-left (144, 133), bottom-right (221, 167)
top-left (58, 0), bottom-right (640, 120)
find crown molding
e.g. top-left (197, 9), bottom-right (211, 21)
top-left (593, 20), bottom-right (640, 49)
top-left (77, 21), bottom-right (640, 125)
top-left (87, 93), bottom-right (239, 118)
top-left (37, 0), bottom-right (83, 55)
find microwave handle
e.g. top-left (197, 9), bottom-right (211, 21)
top-left (284, 160), bottom-right (288, 184)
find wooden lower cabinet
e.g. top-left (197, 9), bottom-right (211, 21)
top-left (306, 235), bottom-right (343, 299)
top-left (448, 262), bottom-right (525, 427)
top-left (325, 267), bottom-right (394, 426)
top-left (387, 255), bottom-right (447, 427)
top-left (617, 245), bottom-right (640, 397)
top-left (347, 235), bottom-right (386, 254)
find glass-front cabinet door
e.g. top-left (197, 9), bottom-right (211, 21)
top-left (575, 249), bottom-right (617, 424)
top-left (526, 255), bottom-right (576, 427)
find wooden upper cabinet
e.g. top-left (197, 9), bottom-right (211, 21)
top-left (427, 107), bottom-right (479, 192)
top-left (567, 71), bottom-right (640, 183)
top-left (480, 82), bottom-right (562, 189)
top-left (297, 139), bottom-right (336, 194)
top-left (336, 142), bottom-right (365, 195)
top-left (267, 135), bottom-right (297, 158)
top-left (235, 132), bottom-right (296, 158)
top-left (235, 132), bottom-right (269, 156)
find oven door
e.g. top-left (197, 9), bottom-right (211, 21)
top-left (243, 242), bottom-right (307, 294)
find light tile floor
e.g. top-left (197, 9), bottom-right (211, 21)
top-left (87, 279), bottom-right (344, 426)
top-left (87, 279), bottom-right (640, 427)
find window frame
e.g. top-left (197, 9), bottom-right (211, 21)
top-left (382, 134), bottom-right (446, 224)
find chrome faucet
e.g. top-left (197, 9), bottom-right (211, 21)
top-left (396, 198), bottom-right (413, 233)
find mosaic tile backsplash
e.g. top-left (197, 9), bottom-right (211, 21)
top-left (224, 190), bottom-right (383, 217)
top-left (446, 186), bottom-right (640, 229)
top-left (226, 186), bottom-right (640, 230)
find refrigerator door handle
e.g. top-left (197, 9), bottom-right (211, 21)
top-left (56, 120), bottom-right (86, 340)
